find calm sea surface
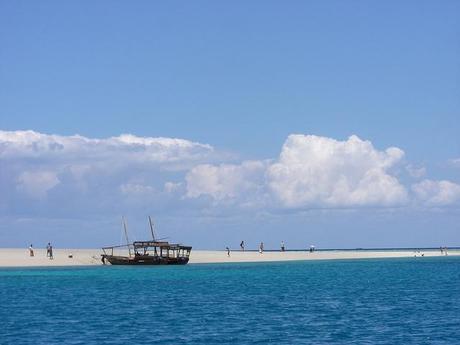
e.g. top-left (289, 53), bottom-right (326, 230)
top-left (1, 257), bottom-right (459, 345)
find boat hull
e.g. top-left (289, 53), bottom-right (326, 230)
top-left (102, 255), bottom-right (189, 265)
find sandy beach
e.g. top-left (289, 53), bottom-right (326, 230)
top-left (0, 247), bottom-right (458, 267)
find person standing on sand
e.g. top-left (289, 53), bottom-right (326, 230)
top-left (226, 247), bottom-right (230, 257)
top-left (46, 242), bottom-right (51, 257)
top-left (29, 244), bottom-right (34, 257)
top-left (49, 244), bottom-right (54, 260)
top-left (259, 242), bottom-right (264, 254)
top-left (240, 241), bottom-right (245, 251)
top-left (281, 241), bottom-right (285, 252)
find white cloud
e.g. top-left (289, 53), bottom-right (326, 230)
top-left (0, 130), bottom-right (214, 165)
top-left (2, 130), bottom-right (457, 217)
top-left (267, 135), bottom-right (407, 208)
top-left (16, 171), bottom-right (60, 199)
top-left (186, 161), bottom-right (267, 202)
top-left (406, 164), bottom-right (426, 178)
top-left (449, 158), bottom-right (460, 168)
top-left (412, 179), bottom-right (460, 206)
top-left (185, 135), bottom-right (408, 208)
top-left (0, 130), bottom-right (215, 211)
top-left (164, 182), bottom-right (183, 194)
top-left (120, 183), bottom-right (155, 195)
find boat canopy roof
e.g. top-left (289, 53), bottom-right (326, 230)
top-left (133, 241), bottom-right (192, 250)
top-left (102, 241), bottom-right (192, 251)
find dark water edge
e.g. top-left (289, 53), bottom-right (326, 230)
top-left (1, 256), bottom-right (459, 345)
top-left (234, 247), bottom-right (460, 252)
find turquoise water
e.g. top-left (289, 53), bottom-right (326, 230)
top-left (1, 257), bottom-right (459, 344)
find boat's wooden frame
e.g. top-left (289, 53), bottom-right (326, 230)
top-left (101, 217), bottom-right (192, 265)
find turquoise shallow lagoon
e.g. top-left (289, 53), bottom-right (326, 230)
top-left (1, 257), bottom-right (459, 344)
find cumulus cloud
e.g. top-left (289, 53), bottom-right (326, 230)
top-left (120, 183), bottom-right (156, 195)
top-left (185, 161), bottom-right (267, 203)
top-left (2, 130), bottom-right (458, 218)
top-left (185, 135), bottom-right (409, 208)
top-left (164, 182), bottom-right (183, 194)
top-left (406, 164), bottom-right (426, 179)
top-left (449, 158), bottom-right (460, 168)
top-left (412, 179), bottom-right (460, 206)
top-left (268, 135), bottom-right (407, 208)
top-left (0, 130), bottom-right (216, 216)
top-left (16, 171), bottom-right (60, 199)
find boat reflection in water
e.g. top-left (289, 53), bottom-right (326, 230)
top-left (101, 217), bottom-right (192, 265)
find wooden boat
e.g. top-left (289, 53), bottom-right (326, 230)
top-left (101, 217), bottom-right (192, 265)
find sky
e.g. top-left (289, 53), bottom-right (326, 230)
top-left (1, 1), bottom-right (459, 249)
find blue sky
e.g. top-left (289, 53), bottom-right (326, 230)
top-left (1, 1), bottom-right (459, 249)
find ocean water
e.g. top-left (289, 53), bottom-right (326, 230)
top-left (1, 257), bottom-right (459, 345)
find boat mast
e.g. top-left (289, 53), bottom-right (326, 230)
top-left (148, 216), bottom-right (156, 241)
top-left (122, 216), bottom-right (131, 257)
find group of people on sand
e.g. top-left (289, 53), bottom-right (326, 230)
top-left (238, 240), bottom-right (266, 254)
top-left (226, 241), bottom-right (318, 256)
top-left (226, 240), bottom-right (289, 256)
top-left (28, 243), bottom-right (54, 259)
top-left (413, 247), bottom-right (450, 257)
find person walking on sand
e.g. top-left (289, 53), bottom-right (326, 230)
top-left (281, 241), bottom-right (285, 252)
top-left (259, 242), bottom-right (264, 254)
top-left (240, 240), bottom-right (245, 251)
top-left (226, 247), bottom-right (230, 257)
top-left (29, 244), bottom-right (34, 257)
top-left (46, 242), bottom-right (51, 258)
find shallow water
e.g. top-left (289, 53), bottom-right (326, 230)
top-left (1, 257), bottom-right (459, 344)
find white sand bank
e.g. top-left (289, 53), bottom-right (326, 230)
top-left (0, 248), bottom-right (102, 267)
top-left (189, 249), bottom-right (460, 264)
top-left (0, 248), bottom-right (458, 268)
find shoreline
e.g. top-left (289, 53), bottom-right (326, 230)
top-left (0, 247), bottom-right (459, 268)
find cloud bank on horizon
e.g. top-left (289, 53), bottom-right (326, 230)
top-left (1, 130), bottom-right (460, 218)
